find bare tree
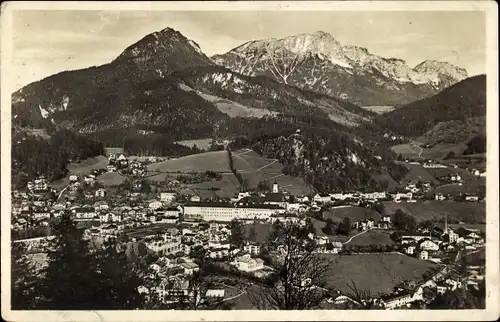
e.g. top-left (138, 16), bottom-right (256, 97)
top-left (264, 42), bottom-right (305, 85)
top-left (172, 260), bottom-right (234, 310)
top-left (247, 221), bottom-right (332, 309)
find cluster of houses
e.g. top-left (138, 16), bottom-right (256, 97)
top-left (398, 223), bottom-right (485, 263)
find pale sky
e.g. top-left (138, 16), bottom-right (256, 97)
top-left (11, 10), bottom-right (486, 90)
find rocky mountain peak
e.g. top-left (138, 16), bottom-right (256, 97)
top-left (413, 60), bottom-right (468, 81)
top-left (113, 27), bottom-right (214, 71)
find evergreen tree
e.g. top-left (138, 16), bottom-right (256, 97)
top-left (36, 214), bottom-right (101, 309)
top-left (36, 215), bottom-right (144, 309)
top-left (11, 242), bottom-right (39, 309)
top-left (229, 219), bottom-right (246, 248)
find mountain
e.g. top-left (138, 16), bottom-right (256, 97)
top-left (375, 75), bottom-right (486, 138)
top-left (212, 31), bottom-right (468, 106)
top-left (11, 27), bottom-right (405, 189)
top-left (12, 28), bottom-right (375, 140)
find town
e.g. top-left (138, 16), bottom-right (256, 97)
top-left (11, 149), bottom-right (486, 310)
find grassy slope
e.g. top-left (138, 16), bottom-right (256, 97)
top-left (146, 150), bottom-right (231, 173)
top-left (96, 172), bottom-right (127, 187)
top-left (324, 253), bottom-right (439, 295)
top-left (345, 229), bottom-right (395, 246)
top-left (323, 206), bottom-right (382, 222)
top-left (383, 201), bottom-right (486, 223)
top-left (232, 149), bottom-right (314, 195)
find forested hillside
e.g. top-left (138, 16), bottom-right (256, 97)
top-left (374, 75), bottom-right (486, 138)
top-left (12, 128), bottom-right (105, 188)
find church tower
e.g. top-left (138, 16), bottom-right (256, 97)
top-left (272, 181), bottom-right (279, 193)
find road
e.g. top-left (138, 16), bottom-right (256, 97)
top-left (342, 227), bottom-right (376, 245)
top-left (56, 185), bottom-right (70, 201)
top-left (411, 143), bottom-right (424, 157)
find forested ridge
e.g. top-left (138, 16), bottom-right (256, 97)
top-left (12, 128), bottom-right (105, 188)
top-left (374, 75), bottom-right (486, 138)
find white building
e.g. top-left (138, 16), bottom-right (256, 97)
top-left (418, 250), bottom-right (429, 260)
top-left (95, 188), bottom-right (106, 198)
top-left (393, 192), bottom-right (413, 202)
top-left (99, 212), bottom-right (122, 223)
top-left (419, 240), bottom-right (440, 251)
top-left (465, 195), bottom-right (479, 202)
top-left (183, 202), bottom-right (286, 222)
top-left (160, 192), bottom-right (177, 204)
top-left (313, 194), bottom-right (332, 203)
top-left (362, 192), bottom-right (387, 200)
top-left (149, 200), bottom-right (163, 210)
top-left (232, 254), bottom-right (264, 272)
top-left (243, 243), bottom-right (261, 255)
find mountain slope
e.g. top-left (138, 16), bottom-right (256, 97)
top-left (212, 31), bottom-right (468, 106)
top-left (12, 28), bottom-right (374, 139)
top-left (375, 75), bottom-right (486, 138)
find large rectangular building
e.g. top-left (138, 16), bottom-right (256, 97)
top-left (182, 202), bottom-right (286, 222)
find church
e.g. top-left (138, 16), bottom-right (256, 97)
top-left (263, 181), bottom-right (288, 210)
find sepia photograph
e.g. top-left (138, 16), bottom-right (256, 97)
top-left (1, 1), bottom-right (498, 321)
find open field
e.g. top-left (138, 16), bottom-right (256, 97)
top-left (67, 155), bottom-right (109, 175)
top-left (391, 143), bottom-right (423, 159)
top-left (394, 161), bottom-right (440, 184)
top-left (434, 178), bottom-right (485, 196)
top-left (383, 201), bottom-right (485, 224)
top-left (324, 253), bottom-right (439, 295)
top-left (426, 167), bottom-right (476, 182)
top-left (232, 149), bottom-right (314, 196)
top-left (49, 155), bottom-right (109, 189)
top-left (187, 173), bottom-right (241, 199)
top-left (345, 229), bottom-right (394, 246)
top-left (391, 142), bottom-right (469, 161)
top-left (147, 150), bottom-right (231, 173)
top-left (96, 172), bottom-right (127, 187)
top-left (323, 206), bottom-right (382, 223)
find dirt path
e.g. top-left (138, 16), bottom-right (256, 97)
top-left (342, 227), bottom-right (375, 245)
